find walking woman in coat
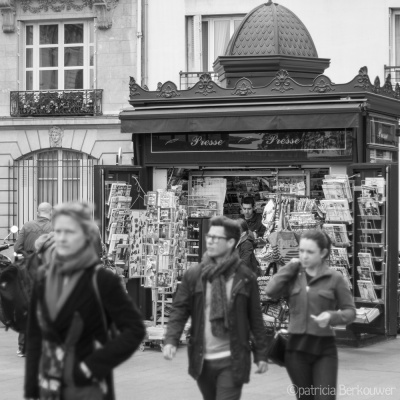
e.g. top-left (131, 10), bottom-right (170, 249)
top-left (24, 202), bottom-right (145, 400)
top-left (265, 230), bottom-right (356, 400)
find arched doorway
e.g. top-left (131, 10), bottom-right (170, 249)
top-left (12, 149), bottom-right (98, 226)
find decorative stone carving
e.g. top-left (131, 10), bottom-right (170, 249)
top-left (143, 85), bottom-right (149, 91)
top-left (231, 78), bottom-right (255, 96)
top-left (271, 70), bottom-right (293, 93)
top-left (156, 82), bottom-right (162, 91)
top-left (157, 82), bottom-right (180, 99)
top-left (129, 76), bottom-right (140, 97)
top-left (195, 73), bottom-right (217, 96)
top-left (18, 0), bottom-right (118, 30)
top-left (310, 76), bottom-right (335, 93)
top-left (94, 0), bottom-right (119, 30)
top-left (372, 76), bottom-right (381, 94)
top-left (21, 0), bottom-right (93, 12)
top-left (395, 83), bottom-right (400, 100)
top-left (0, 0), bottom-right (16, 33)
top-left (382, 74), bottom-right (393, 94)
top-left (354, 66), bottom-right (371, 90)
top-left (49, 126), bottom-right (64, 148)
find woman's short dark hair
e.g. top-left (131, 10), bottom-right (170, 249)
top-left (300, 229), bottom-right (331, 259)
top-left (237, 218), bottom-right (249, 233)
top-left (210, 216), bottom-right (241, 246)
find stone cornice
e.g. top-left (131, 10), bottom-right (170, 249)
top-left (0, 115), bottom-right (121, 129)
top-left (0, 0), bottom-right (119, 32)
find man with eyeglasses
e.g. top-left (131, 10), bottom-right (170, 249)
top-left (164, 216), bottom-right (268, 400)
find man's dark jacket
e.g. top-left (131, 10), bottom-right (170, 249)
top-left (164, 261), bottom-right (268, 385)
top-left (239, 212), bottom-right (266, 238)
top-left (237, 234), bottom-right (259, 275)
top-left (14, 217), bottom-right (52, 254)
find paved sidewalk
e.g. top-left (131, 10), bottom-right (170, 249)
top-left (1, 327), bottom-right (399, 399)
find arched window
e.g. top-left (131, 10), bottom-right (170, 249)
top-left (14, 149), bottom-right (98, 225)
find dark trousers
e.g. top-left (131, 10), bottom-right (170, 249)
top-left (18, 332), bottom-right (25, 353)
top-left (197, 357), bottom-right (242, 400)
top-left (285, 348), bottom-right (338, 400)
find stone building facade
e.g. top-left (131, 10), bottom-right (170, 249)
top-left (0, 0), bottom-right (138, 236)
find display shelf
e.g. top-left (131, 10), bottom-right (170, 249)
top-left (359, 215), bottom-right (383, 220)
top-left (358, 243), bottom-right (384, 248)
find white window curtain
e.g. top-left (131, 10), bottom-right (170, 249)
top-left (214, 20), bottom-right (230, 60)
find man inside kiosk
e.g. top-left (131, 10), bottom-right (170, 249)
top-left (239, 197), bottom-right (266, 239)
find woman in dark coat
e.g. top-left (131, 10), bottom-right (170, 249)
top-left (236, 218), bottom-right (260, 276)
top-left (24, 202), bottom-right (145, 400)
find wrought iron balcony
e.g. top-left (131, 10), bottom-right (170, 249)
top-left (179, 71), bottom-right (218, 90)
top-left (384, 65), bottom-right (400, 86)
top-left (10, 89), bottom-right (103, 117)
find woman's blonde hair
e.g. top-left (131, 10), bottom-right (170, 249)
top-left (52, 202), bottom-right (99, 243)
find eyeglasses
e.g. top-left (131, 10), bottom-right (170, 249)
top-left (205, 234), bottom-right (229, 243)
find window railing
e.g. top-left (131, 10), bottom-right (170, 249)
top-left (10, 89), bottom-right (103, 117)
top-left (179, 71), bottom-right (218, 90)
top-left (384, 65), bottom-right (400, 86)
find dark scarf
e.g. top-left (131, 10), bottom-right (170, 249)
top-left (45, 243), bottom-right (99, 321)
top-left (201, 251), bottom-right (240, 337)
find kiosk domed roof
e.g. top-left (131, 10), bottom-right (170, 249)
top-left (225, 1), bottom-right (318, 58)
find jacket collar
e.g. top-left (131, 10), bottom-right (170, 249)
top-left (306, 263), bottom-right (333, 285)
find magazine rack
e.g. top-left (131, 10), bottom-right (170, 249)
top-left (348, 164), bottom-right (398, 336)
top-left (320, 177), bottom-right (354, 291)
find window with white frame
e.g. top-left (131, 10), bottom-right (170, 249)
top-left (187, 15), bottom-right (244, 72)
top-left (24, 21), bottom-right (94, 90)
top-left (15, 150), bottom-right (97, 225)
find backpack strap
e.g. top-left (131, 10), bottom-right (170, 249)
top-left (92, 264), bottom-right (110, 339)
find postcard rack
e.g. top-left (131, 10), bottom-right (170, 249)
top-left (355, 178), bottom-right (387, 305)
top-left (140, 190), bottom-right (188, 327)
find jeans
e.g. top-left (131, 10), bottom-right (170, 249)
top-left (197, 357), bottom-right (242, 400)
top-left (285, 347), bottom-right (338, 400)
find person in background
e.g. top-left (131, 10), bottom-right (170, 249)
top-left (14, 202), bottom-right (53, 358)
top-left (265, 230), bottom-right (356, 400)
top-left (24, 202), bottom-right (145, 400)
top-left (15, 203), bottom-right (53, 255)
top-left (163, 216), bottom-right (268, 400)
top-left (239, 197), bottom-right (266, 239)
top-left (236, 219), bottom-right (260, 276)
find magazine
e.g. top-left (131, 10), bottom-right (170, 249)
top-left (108, 209), bottom-right (132, 231)
top-left (357, 280), bottom-right (378, 301)
top-left (107, 183), bottom-right (132, 204)
top-left (329, 247), bottom-right (350, 268)
top-left (357, 266), bottom-right (374, 282)
top-left (323, 223), bottom-right (350, 246)
top-left (358, 252), bottom-right (375, 271)
top-left (358, 197), bottom-right (380, 217)
top-left (108, 233), bottom-right (129, 262)
top-left (107, 196), bottom-right (132, 218)
top-left (320, 199), bottom-right (352, 223)
top-left (322, 175), bottom-right (352, 201)
top-left (364, 177), bottom-right (385, 199)
top-left (354, 307), bottom-right (381, 323)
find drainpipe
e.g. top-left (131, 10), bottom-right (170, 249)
top-left (141, 0), bottom-right (148, 88)
top-left (136, 0), bottom-right (142, 83)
